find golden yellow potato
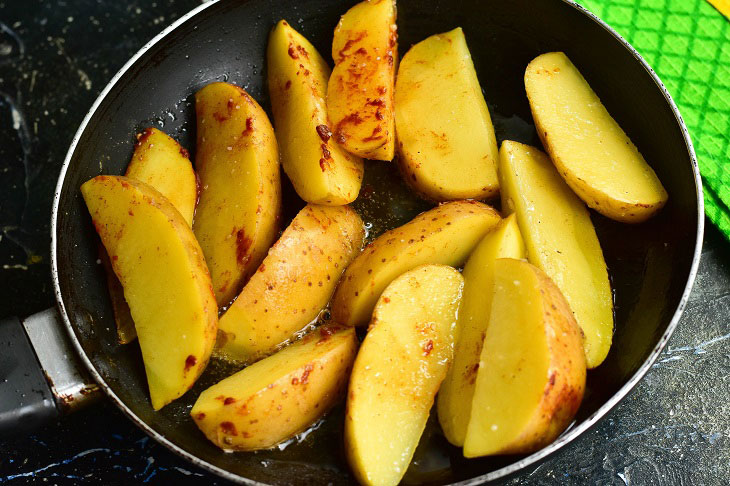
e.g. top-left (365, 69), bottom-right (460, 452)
top-left (192, 324), bottom-right (357, 451)
top-left (217, 204), bottom-right (364, 364)
top-left (463, 258), bottom-right (586, 457)
top-left (499, 141), bottom-right (613, 368)
top-left (331, 200), bottom-right (500, 327)
top-left (81, 176), bottom-right (217, 410)
top-left (525, 52), bottom-right (668, 223)
top-left (345, 265), bottom-right (464, 486)
top-left (395, 27), bottom-right (499, 201)
top-left (437, 214), bottom-right (526, 447)
top-left (267, 20), bottom-right (364, 204)
top-left (98, 248), bottom-right (136, 344)
top-left (126, 127), bottom-right (197, 226)
top-left (193, 82), bottom-right (281, 307)
top-left (327, 0), bottom-right (397, 160)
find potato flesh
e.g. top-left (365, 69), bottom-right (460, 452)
top-left (217, 204), bottom-right (364, 364)
top-left (126, 127), bottom-right (197, 226)
top-left (193, 82), bottom-right (281, 307)
top-left (525, 52), bottom-right (668, 223)
top-left (81, 176), bottom-right (218, 410)
top-left (331, 200), bottom-right (501, 327)
top-left (345, 265), bottom-right (464, 486)
top-left (437, 214), bottom-right (526, 446)
top-left (327, 0), bottom-right (397, 160)
top-left (395, 27), bottom-right (499, 201)
top-left (192, 325), bottom-right (358, 451)
top-left (499, 141), bottom-right (612, 368)
top-left (267, 20), bottom-right (364, 204)
top-left (463, 258), bottom-right (586, 457)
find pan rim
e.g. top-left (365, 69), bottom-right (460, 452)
top-left (50, 0), bottom-right (705, 484)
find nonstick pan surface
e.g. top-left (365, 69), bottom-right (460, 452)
top-left (51, 0), bottom-right (703, 484)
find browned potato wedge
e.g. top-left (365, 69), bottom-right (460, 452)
top-left (331, 200), bottom-right (500, 327)
top-left (525, 52), bottom-right (668, 223)
top-left (395, 27), bottom-right (499, 201)
top-left (217, 204), bottom-right (364, 364)
top-left (81, 176), bottom-right (217, 410)
top-left (193, 82), bottom-right (281, 307)
top-left (463, 258), bottom-right (586, 457)
top-left (327, 0), bottom-right (397, 160)
top-left (192, 324), bottom-right (358, 451)
top-left (345, 265), bottom-right (464, 486)
top-left (268, 20), bottom-right (364, 204)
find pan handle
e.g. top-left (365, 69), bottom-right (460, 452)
top-left (0, 309), bottom-right (102, 437)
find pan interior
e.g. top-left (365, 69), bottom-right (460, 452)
top-left (54, 0), bottom-right (699, 484)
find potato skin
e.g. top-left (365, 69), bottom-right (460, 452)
top-left (126, 127), bottom-right (197, 226)
top-left (192, 324), bottom-right (358, 451)
top-left (499, 141), bottom-right (613, 368)
top-left (331, 200), bottom-right (500, 327)
top-left (217, 204), bottom-right (365, 364)
top-left (267, 20), bottom-right (364, 205)
top-left (345, 265), bottom-right (464, 486)
top-left (81, 176), bottom-right (218, 410)
top-left (327, 0), bottom-right (397, 160)
top-left (437, 214), bottom-right (526, 447)
top-left (395, 28), bottom-right (499, 201)
top-left (525, 52), bottom-right (667, 223)
top-left (463, 259), bottom-right (586, 457)
top-left (193, 82), bottom-right (281, 307)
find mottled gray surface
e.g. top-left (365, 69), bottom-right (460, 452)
top-left (0, 0), bottom-right (728, 484)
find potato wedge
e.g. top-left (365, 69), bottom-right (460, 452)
top-left (525, 52), bottom-right (668, 223)
top-left (332, 200), bottom-right (500, 327)
top-left (81, 176), bottom-right (217, 410)
top-left (437, 214), bottom-right (526, 446)
top-left (192, 324), bottom-right (357, 451)
top-left (327, 0), bottom-right (397, 160)
top-left (126, 127), bottom-right (197, 226)
top-left (217, 204), bottom-right (364, 364)
top-left (499, 141), bottom-right (613, 368)
top-left (345, 265), bottom-right (463, 486)
top-left (463, 258), bottom-right (586, 457)
top-left (98, 247), bottom-right (136, 344)
top-left (395, 27), bottom-right (499, 201)
top-left (193, 82), bottom-right (281, 307)
top-left (268, 20), bottom-right (364, 204)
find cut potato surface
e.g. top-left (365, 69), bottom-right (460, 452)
top-left (268, 20), bottom-right (364, 205)
top-left (327, 0), bottom-right (397, 160)
top-left (525, 52), bottom-right (668, 223)
top-left (463, 258), bottom-right (586, 457)
top-left (437, 214), bottom-right (526, 447)
top-left (99, 247), bottom-right (136, 344)
top-left (193, 82), bottom-right (281, 307)
top-left (81, 176), bottom-right (218, 410)
top-left (331, 200), bottom-right (501, 327)
top-left (193, 324), bottom-right (358, 451)
top-left (395, 27), bottom-right (499, 201)
top-left (217, 204), bottom-right (364, 364)
top-left (345, 265), bottom-right (464, 486)
top-left (126, 127), bottom-right (197, 226)
top-left (499, 141), bottom-right (613, 368)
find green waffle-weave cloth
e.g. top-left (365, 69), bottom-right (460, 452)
top-left (575, 0), bottom-right (730, 238)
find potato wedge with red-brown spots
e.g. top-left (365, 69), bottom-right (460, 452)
top-left (267, 20), bottom-right (364, 205)
top-left (193, 82), bottom-right (281, 307)
top-left (81, 176), bottom-right (217, 410)
top-left (217, 204), bottom-right (364, 364)
top-left (192, 324), bottom-right (357, 451)
top-left (327, 0), bottom-right (397, 160)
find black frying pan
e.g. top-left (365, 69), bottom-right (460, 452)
top-left (3, 0), bottom-right (704, 484)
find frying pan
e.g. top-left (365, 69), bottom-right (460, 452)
top-left (0, 0), bottom-right (703, 484)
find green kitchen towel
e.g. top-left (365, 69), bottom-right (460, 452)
top-left (576, 0), bottom-right (730, 238)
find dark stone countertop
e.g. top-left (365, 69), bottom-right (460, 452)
top-left (0, 1), bottom-right (728, 484)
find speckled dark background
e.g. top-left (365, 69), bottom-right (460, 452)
top-left (0, 0), bottom-right (728, 484)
